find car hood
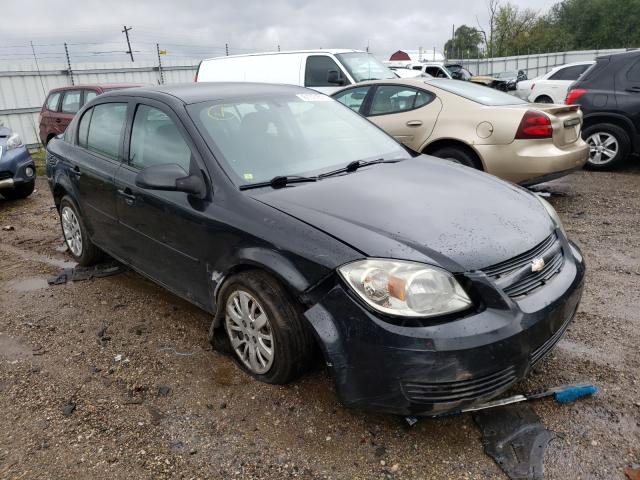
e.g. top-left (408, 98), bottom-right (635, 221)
top-left (249, 156), bottom-right (555, 272)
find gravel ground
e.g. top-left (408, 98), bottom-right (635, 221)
top-left (1, 165), bottom-right (639, 480)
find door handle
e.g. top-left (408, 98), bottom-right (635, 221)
top-left (71, 165), bottom-right (82, 177)
top-left (55, 118), bottom-right (61, 123)
top-left (117, 188), bottom-right (136, 206)
top-left (406, 120), bottom-right (423, 127)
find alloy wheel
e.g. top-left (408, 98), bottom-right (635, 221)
top-left (586, 132), bottom-right (619, 165)
top-left (61, 206), bottom-right (83, 257)
top-left (225, 290), bottom-right (275, 374)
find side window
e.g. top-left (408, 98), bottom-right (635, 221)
top-left (370, 86), bottom-right (433, 115)
top-left (129, 104), bottom-right (192, 172)
top-left (425, 67), bottom-right (447, 78)
top-left (77, 108), bottom-right (93, 148)
top-left (61, 90), bottom-right (82, 114)
top-left (46, 92), bottom-right (61, 111)
top-left (305, 56), bottom-right (343, 87)
top-left (626, 59), bottom-right (640, 83)
top-left (332, 86), bottom-right (370, 112)
top-left (86, 103), bottom-right (127, 160)
top-left (85, 90), bottom-right (98, 103)
top-left (549, 64), bottom-right (590, 81)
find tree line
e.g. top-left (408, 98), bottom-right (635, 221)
top-left (444, 0), bottom-right (640, 59)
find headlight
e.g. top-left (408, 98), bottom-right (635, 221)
top-left (338, 259), bottom-right (472, 318)
top-left (536, 195), bottom-right (565, 235)
top-left (6, 133), bottom-right (23, 151)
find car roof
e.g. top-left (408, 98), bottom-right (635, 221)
top-left (99, 82), bottom-right (313, 105)
top-left (49, 83), bottom-right (143, 93)
top-left (202, 49), bottom-right (363, 62)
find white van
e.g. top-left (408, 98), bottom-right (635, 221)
top-left (195, 49), bottom-right (397, 94)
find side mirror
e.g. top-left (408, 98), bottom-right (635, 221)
top-left (135, 163), bottom-right (205, 196)
top-left (327, 70), bottom-right (345, 85)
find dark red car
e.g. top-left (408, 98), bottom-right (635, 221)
top-left (39, 84), bottom-right (142, 145)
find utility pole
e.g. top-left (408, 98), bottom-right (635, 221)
top-left (122, 25), bottom-right (134, 62)
top-left (277, 44), bottom-right (281, 52)
top-left (156, 43), bottom-right (164, 85)
top-left (64, 42), bottom-right (74, 86)
top-left (450, 24), bottom-right (455, 58)
top-left (225, 43), bottom-right (229, 56)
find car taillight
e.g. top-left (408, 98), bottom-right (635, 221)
top-left (515, 110), bottom-right (553, 139)
top-left (565, 88), bottom-right (587, 105)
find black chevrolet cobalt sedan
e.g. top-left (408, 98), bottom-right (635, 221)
top-left (46, 83), bottom-right (585, 416)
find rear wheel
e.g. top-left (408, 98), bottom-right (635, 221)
top-left (534, 95), bottom-right (553, 104)
top-left (583, 123), bottom-right (630, 170)
top-left (1, 182), bottom-right (34, 200)
top-left (59, 195), bottom-right (103, 266)
top-left (219, 270), bottom-right (314, 384)
top-left (430, 146), bottom-right (482, 170)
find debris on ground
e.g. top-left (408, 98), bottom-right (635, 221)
top-left (47, 261), bottom-right (127, 285)
top-left (625, 464), bottom-right (640, 480)
top-left (61, 402), bottom-right (76, 416)
top-left (2, 225), bottom-right (15, 231)
top-left (474, 404), bottom-right (556, 480)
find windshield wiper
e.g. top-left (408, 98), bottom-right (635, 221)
top-left (319, 158), bottom-right (403, 179)
top-left (239, 175), bottom-right (318, 191)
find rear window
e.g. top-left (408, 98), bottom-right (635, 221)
top-left (426, 79), bottom-right (527, 106)
top-left (549, 64), bottom-right (591, 81)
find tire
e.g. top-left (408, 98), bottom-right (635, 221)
top-left (1, 181), bottom-right (34, 200)
top-left (218, 270), bottom-right (315, 384)
top-left (583, 123), bottom-right (631, 170)
top-left (430, 146), bottom-right (482, 170)
top-left (534, 95), bottom-right (553, 104)
top-left (58, 195), bottom-right (103, 266)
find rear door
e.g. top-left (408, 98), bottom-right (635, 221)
top-left (615, 57), bottom-right (640, 136)
top-left (113, 100), bottom-right (211, 306)
top-left (67, 101), bottom-right (128, 248)
top-left (362, 84), bottom-right (442, 152)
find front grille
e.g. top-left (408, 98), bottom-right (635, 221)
top-left (401, 366), bottom-right (517, 404)
top-left (0, 171), bottom-right (12, 180)
top-left (482, 233), bottom-right (564, 298)
top-left (530, 305), bottom-right (576, 365)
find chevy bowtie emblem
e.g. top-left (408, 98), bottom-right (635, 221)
top-left (531, 258), bottom-right (545, 272)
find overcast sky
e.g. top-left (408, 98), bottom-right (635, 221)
top-left (1, 0), bottom-right (560, 64)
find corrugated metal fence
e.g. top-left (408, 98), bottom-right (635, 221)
top-left (448, 48), bottom-right (629, 79)
top-left (0, 59), bottom-right (199, 147)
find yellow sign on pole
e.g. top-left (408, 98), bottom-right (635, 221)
top-left (159, 50), bottom-right (167, 55)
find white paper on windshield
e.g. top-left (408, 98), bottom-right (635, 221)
top-left (296, 93), bottom-right (332, 102)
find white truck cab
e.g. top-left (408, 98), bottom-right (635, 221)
top-left (195, 49), bottom-right (397, 94)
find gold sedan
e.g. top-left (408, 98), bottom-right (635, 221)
top-left (331, 78), bottom-right (589, 185)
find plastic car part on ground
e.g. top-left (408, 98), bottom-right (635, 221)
top-left (474, 403), bottom-right (555, 480)
top-left (47, 261), bottom-right (127, 285)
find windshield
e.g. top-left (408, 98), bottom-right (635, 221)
top-left (427, 79), bottom-right (527, 106)
top-left (335, 52), bottom-right (396, 82)
top-left (188, 93), bottom-right (407, 186)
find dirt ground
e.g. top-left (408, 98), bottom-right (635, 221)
top-left (1, 164), bottom-right (639, 480)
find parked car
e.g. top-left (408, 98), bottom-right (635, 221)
top-left (0, 124), bottom-right (36, 200)
top-left (332, 78), bottom-right (589, 185)
top-left (39, 84), bottom-right (142, 146)
top-left (566, 50), bottom-right (640, 169)
top-left (46, 83), bottom-right (585, 416)
top-left (389, 67), bottom-right (433, 79)
top-left (470, 70), bottom-right (527, 91)
top-left (519, 61), bottom-right (594, 104)
top-left (195, 49), bottom-right (396, 94)
top-left (403, 62), bottom-right (473, 80)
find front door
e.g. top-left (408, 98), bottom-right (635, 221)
top-left (114, 101), bottom-right (211, 307)
top-left (364, 84), bottom-right (443, 152)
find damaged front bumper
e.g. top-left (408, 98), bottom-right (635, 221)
top-left (304, 241), bottom-right (585, 416)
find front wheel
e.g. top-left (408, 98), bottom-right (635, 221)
top-left (219, 271), bottom-right (315, 384)
top-left (59, 195), bottom-right (103, 266)
top-left (583, 123), bottom-right (630, 170)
